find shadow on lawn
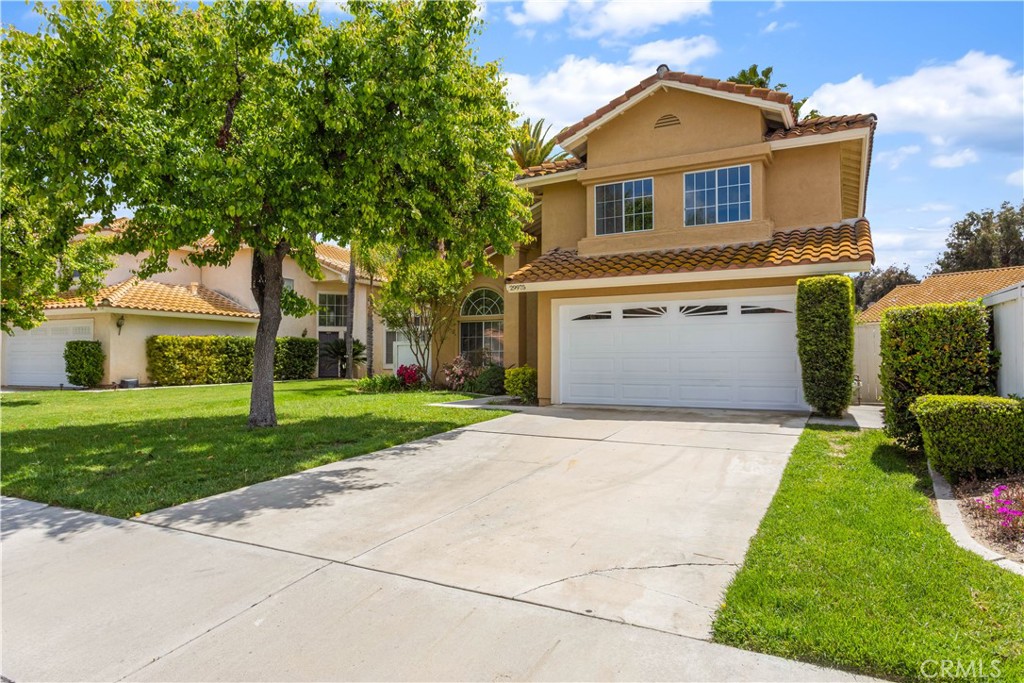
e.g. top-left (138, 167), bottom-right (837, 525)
top-left (2, 411), bottom-right (472, 532)
top-left (869, 439), bottom-right (935, 497)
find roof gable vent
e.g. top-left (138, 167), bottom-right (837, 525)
top-left (654, 113), bottom-right (681, 129)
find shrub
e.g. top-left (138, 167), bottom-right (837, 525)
top-left (146, 335), bottom-right (316, 385)
top-left (356, 373), bottom-right (405, 393)
top-left (441, 355), bottom-right (475, 391)
top-left (274, 337), bottom-right (318, 380)
top-left (796, 275), bottom-right (855, 417)
top-left (880, 302), bottom-right (993, 449)
top-left (465, 363), bottom-right (505, 395)
top-left (505, 365), bottom-right (538, 404)
top-left (64, 340), bottom-right (105, 387)
top-left (911, 395), bottom-right (1024, 481)
top-left (396, 364), bottom-right (426, 388)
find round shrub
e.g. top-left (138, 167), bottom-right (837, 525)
top-left (796, 275), bottom-right (855, 417)
top-left (911, 395), bottom-right (1024, 481)
top-left (464, 363), bottom-right (505, 395)
top-left (64, 340), bottom-right (105, 387)
top-left (396, 364), bottom-right (426, 388)
top-left (504, 365), bottom-right (538, 404)
top-left (356, 373), bottom-right (405, 393)
top-left (880, 302), bottom-right (994, 450)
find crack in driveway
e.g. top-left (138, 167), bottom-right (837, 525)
top-left (514, 561), bottom-right (740, 598)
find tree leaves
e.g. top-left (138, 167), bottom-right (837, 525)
top-left (933, 201), bottom-right (1024, 274)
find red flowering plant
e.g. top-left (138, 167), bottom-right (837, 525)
top-left (441, 355), bottom-right (474, 391)
top-left (396, 364), bottom-right (426, 388)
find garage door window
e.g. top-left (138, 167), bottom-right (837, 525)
top-left (460, 289), bottom-right (504, 365)
top-left (741, 305), bottom-right (791, 315)
top-left (680, 304), bottom-right (728, 317)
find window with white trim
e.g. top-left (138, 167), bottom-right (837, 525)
top-left (460, 289), bottom-right (504, 365)
top-left (595, 178), bottom-right (653, 235)
top-left (318, 293), bottom-right (348, 328)
top-left (684, 164), bottom-right (751, 227)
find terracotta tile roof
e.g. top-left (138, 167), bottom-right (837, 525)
top-left (766, 114), bottom-right (877, 141)
top-left (77, 217), bottom-right (132, 235)
top-left (516, 157), bottom-right (586, 180)
top-left (858, 265), bottom-right (1024, 323)
top-left (506, 219), bottom-right (874, 285)
top-left (46, 278), bottom-right (259, 319)
top-left (556, 70), bottom-right (797, 145)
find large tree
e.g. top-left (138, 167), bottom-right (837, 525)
top-left (2, 0), bottom-right (530, 426)
top-left (852, 264), bottom-right (920, 310)
top-left (728, 64), bottom-right (820, 119)
top-left (932, 201), bottom-right (1024, 274)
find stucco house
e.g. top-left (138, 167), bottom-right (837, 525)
top-left (438, 67), bottom-right (877, 410)
top-left (1, 218), bottom-right (388, 387)
top-left (855, 265), bottom-right (1024, 402)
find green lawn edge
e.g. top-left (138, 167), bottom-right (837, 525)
top-left (1, 380), bottom-right (508, 518)
top-left (712, 426), bottom-right (1024, 682)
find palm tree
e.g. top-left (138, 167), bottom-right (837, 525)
top-left (510, 118), bottom-right (569, 169)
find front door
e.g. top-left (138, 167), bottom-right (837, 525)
top-left (318, 331), bottom-right (340, 378)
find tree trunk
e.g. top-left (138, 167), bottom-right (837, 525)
top-left (345, 254), bottom-right (357, 379)
top-left (365, 275), bottom-right (375, 378)
top-left (249, 243), bottom-right (287, 428)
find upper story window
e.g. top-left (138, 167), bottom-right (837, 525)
top-left (318, 293), bottom-right (348, 328)
top-left (684, 164), bottom-right (751, 227)
top-left (460, 288), bottom-right (504, 317)
top-left (595, 178), bottom-right (653, 236)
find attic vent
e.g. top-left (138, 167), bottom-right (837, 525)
top-left (654, 114), bottom-right (681, 129)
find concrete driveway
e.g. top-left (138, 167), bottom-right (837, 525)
top-left (2, 406), bottom-right (874, 681)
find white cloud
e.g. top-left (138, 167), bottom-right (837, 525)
top-left (805, 52), bottom-right (1024, 149)
top-left (505, 0), bottom-right (565, 26)
top-left (505, 36), bottom-right (719, 131)
top-left (626, 36), bottom-right (719, 71)
top-left (761, 20), bottom-right (796, 34)
top-left (875, 145), bottom-right (921, 170)
top-left (930, 148), bottom-right (979, 169)
top-left (909, 202), bottom-right (955, 212)
top-left (503, 0), bottom-right (711, 39)
top-left (762, 20), bottom-right (778, 33)
top-left (1007, 168), bottom-right (1024, 190)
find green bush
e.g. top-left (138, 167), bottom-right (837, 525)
top-left (880, 302), bottom-right (994, 450)
top-left (464, 363), bottom-right (505, 395)
top-left (146, 335), bottom-right (316, 385)
top-left (64, 340), bottom-right (105, 387)
top-left (505, 365), bottom-right (538, 404)
top-left (356, 373), bottom-right (405, 393)
top-left (796, 275), bottom-right (855, 417)
top-left (274, 337), bottom-right (318, 380)
top-left (911, 395), bottom-right (1024, 481)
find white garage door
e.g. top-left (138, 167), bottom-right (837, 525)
top-left (559, 295), bottom-right (805, 410)
top-left (5, 319), bottom-right (95, 387)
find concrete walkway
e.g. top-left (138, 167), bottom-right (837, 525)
top-left (2, 407), bottom-right (875, 682)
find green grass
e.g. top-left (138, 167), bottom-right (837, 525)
top-left (1, 380), bottom-right (506, 518)
top-left (713, 427), bottom-right (1024, 682)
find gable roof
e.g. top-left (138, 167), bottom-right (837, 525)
top-left (506, 219), bottom-right (874, 288)
top-left (858, 265), bottom-right (1024, 323)
top-left (47, 278), bottom-right (260, 319)
top-left (556, 70), bottom-right (798, 153)
top-left (516, 157), bottom-right (586, 180)
top-left (766, 114), bottom-right (876, 142)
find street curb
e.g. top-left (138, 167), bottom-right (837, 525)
top-left (927, 462), bottom-right (1024, 576)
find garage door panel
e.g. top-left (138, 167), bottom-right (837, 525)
top-left (560, 295), bottom-right (806, 410)
top-left (6, 319), bottom-right (95, 387)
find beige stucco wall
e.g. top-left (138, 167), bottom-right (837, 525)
top-left (534, 276), bottom-right (803, 405)
top-left (584, 88), bottom-right (765, 168)
top-left (106, 250), bottom-right (202, 286)
top-left (766, 145), bottom-right (844, 229)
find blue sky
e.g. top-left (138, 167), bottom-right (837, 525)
top-left (4, 1), bottom-right (1022, 275)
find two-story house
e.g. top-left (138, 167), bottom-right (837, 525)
top-left (440, 67), bottom-right (876, 410)
top-left (1, 218), bottom-right (389, 387)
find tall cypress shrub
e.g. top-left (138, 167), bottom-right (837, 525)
top-left (796, 275), bottom-right (855, 417)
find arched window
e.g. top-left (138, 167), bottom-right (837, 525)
top-left (460, 289), bottom-right (504, 365)
top-left (461, 288), bottom-right (504, 317)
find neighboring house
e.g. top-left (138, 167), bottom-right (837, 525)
top-left (1, 219), bottom-right (387, 387)
top-left (855, 265), bottom-right (1024, 402)
top-left (438, 67), bottom-right (877, 410)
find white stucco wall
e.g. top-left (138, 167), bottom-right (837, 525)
top-left (986, 284), bottom-right (1024, 397)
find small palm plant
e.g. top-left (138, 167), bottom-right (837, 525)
top-left (323, 338), bottom-right (367, 378)
top-left (510, 118), bottom-right (569, 169)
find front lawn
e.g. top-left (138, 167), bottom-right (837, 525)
top-left (713, 427), bottom-right (1024, 682)
top-left (1, 380), bottom-right (505, 518)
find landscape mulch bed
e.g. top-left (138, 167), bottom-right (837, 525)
top-left (954, 474), bottom-right (1024, 562)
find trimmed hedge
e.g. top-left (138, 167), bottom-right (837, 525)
top-left (796, 275), bottom-right (855, 417)
top-left (505, 365), bottom-right (538, 404)
top-left (64, 340), bottom-right (105, 387)
top-left (911, 395), bottom-right (1024, 481)
top-left (146, 335), bottom-right (317, 385)
top-left (880, 302), bottom-right (993, 450)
